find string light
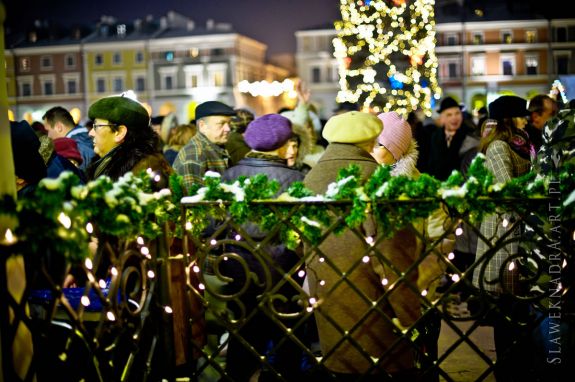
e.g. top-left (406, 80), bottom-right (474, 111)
top-left (334, 0), bottom-right (441, 116)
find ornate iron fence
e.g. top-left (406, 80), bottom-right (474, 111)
top-left (180, 197), bottom-right (571, 381)
top-left (0, 224), bottom-right (176, 382)
top-left (1, 196), bottom-right (571, 381)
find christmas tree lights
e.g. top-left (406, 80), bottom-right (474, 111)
top-left (334, 0), bottom-right (441, 116)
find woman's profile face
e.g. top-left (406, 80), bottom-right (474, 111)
top-left (371, 144), bottom-right (395, 165)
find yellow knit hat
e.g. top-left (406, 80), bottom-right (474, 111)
top-left (322, 111), bottom-right (382, 143)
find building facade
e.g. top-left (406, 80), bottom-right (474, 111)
top-left (295, 18), bottom-right (575, 119)
top-left (5, 12), bottom-right (292, 125)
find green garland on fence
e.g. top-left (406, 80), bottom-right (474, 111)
top-left (1, 155), bottom-right (568, 262)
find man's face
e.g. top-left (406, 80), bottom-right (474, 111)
top-left (198, 115), bottom-right (232, 145)
top-left (531, 99), bottom-right (556, 130)
top-left (43, 118), bottom-right (65, 140)
top-left (440, 107), bottom-right (463, 133)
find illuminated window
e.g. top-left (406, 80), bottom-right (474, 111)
top-left (526, 55), bottom-right (539, 75)
top-left (471, 56), bottom-right (485, 76)
top-left (502, 31), bottom-right (513, 44)
top-left (526, 30), bottom-right (537, 43)
top-left (472, 32), bottom-right (484, 45)
top-left (165, 51), bottom-right (174, 61)
top-left (117, 24), bottom-right (126, 37)
top-left (213, 72), bottom-right (225, 87)
top-left (19, 57), bottom-right (31, 72)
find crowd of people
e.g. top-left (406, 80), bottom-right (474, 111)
top-left (9, 83), bottom-right (574, 381)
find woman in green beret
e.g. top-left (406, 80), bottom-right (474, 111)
top-left (87, 93), bottom-right (172, 187)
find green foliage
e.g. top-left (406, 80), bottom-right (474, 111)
top-left (2, 156), bottom-right (561, 269)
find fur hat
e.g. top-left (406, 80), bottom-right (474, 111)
top-left (489, 95), bottom-right (530, 120)
top-left (322, 111), bottom-right (382, 144)
top-left (54, 137), bottom-right (83, 165)
top-left (376, 112), bottom-right (413, 160)
top-left (243, 114), bottom-right (293, 151)
top-left (10, 120), bottom-right (47, 184)
top-left (195, 101), bottom-right (236, 121)
top-left (88, 94), bottom-right (150, 130)
top-left (437, 96), bottom-right (462, 113)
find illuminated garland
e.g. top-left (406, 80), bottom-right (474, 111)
top-left (2, 171), bottom-right (179, 263)
top-left (181, 155), bottom-right (554, 250)
top-left (334, 0), bottom-right (441, 116)
top-left (2, 155), bottom-right (571, 262)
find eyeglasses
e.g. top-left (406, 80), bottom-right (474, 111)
top-left (92, 123), bottom-right (117, 132)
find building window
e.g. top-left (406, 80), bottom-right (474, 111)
top-left (526, 30), bottom-right (537, 43)
top-left (95, 54), bottom-right (104, 66)
top-left (184, 65), bottom-right (202, 88)
top-left (135, 51), bottom-right (144, 64)
top-left (96, 78), bottom-right (106, 93)
top-left (501, 55), bottom-right (515, 76)
top-left (41, 56), bottom-right (53, 70)
top-left (65, 54), bottom-right (76, 69)
top-left (165, 51), bottom-right (174, 61)
top-left (448, 62), bottom-right (458, 78)
top-left (113, 52), bottom-right (122, 65)
top-left (526, 55), bottom-right (539, 75)
top-left (117, 24), bottom-right (126, 37)
top-left (189, 74), bottom-right (199, 87)
top-left (212, 71), bottom-right (225, 87)
top-left (556, 27), bottom-right (567, 42)
top-left (501, 30), bottom-right (513, 44)
top-left (556, 55), bottom-right (569, 75)
top-left (135, 77), bottom-right (145, 92)
top-left (211, 48), bottom-right (224, 56)
top-left (446, 33), bottom-right (459, 46)
top-left (472, 32), bottom-right (484, 45)
top-left (19, 57), bottom-right (31, 72)
top-left (113, 77), bottom-right (124, 92)
top-left (66, 79), bottom-right (77, 94)
top-left (43, 80), bottom-right (54, 95)
top-left (164, 76), bottom-right (174, 90)
top-left (311, 67), bottom-right (321, 83)
top-left (20, 82), bottom-right (32, 97)
top-left (471, 56), bottom-right (485, 76)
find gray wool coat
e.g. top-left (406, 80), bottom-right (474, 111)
top-left (303, 143), bottom-right (421, 375)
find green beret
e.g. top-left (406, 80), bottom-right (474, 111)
top-left (88, 95), bottom-right (150, 129)
top-left (322, 111), bottom-right (382, 143)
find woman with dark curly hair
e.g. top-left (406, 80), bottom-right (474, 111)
top-left (87, 92), bottom-right (172, 187)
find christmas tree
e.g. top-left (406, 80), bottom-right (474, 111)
top-left (334, 0), bottom-right (441, 116)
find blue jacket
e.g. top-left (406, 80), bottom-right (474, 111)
top-left (67, 125), bottom-right (95, 171)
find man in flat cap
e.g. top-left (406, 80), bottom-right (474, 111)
top-left (173, 100), bottom-right (236, 191)
top-left (303, 111), bottom-right (422, 379)
top-left (87, 93), bottom-right (172, 186)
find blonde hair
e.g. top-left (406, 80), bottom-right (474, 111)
top-left (167, 124), bottom-right (196, 149)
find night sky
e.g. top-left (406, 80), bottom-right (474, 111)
top-left (2, 0), bottom-right (342, 55)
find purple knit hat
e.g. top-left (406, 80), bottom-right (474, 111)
top-left (376, 112), bottom-right (412, 161)
top-left (243, 114), bottom-right (293, 151)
